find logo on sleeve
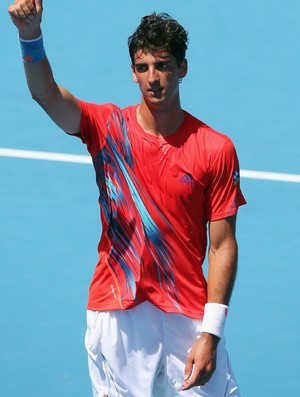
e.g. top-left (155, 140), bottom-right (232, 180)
top-left (232, 170), bottom-right (240, 186)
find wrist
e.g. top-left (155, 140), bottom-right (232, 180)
top-left (19, 27), bottom-right (42, 41)
top-left (201, 303), bottom-right (228, 339)
top-left (19, 32), bottom-right (46, 64)
top-left (200, 331), bottom-right (220, 343)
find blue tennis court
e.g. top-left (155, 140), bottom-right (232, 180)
top-left (1, 1), bottom-right (299, 396)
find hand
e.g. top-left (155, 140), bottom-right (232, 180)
top-left (8, 0), bottom-right (43, 38)
top-left (182, 333), bottom-right (219, 391)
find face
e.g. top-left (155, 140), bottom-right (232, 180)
top-left (132, 50), bottom-right (187, 109)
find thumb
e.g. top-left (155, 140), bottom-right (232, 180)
top-left (184, 355), bottom-right (193, 381)
top-left (34, 0), bottom-right (43, 13)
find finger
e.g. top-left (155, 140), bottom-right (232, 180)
top-left (8, 5), bottom-right (15, 15)
top-left (8, 5), bottom-right (23, 20)
top-left (19, 1), bottom-right (36, 17)
top-left (183, 356), bottom-right (193, 382)
top-left (184, 363), bottom-right (215, 390)
top-left (23, 0), bottom-right (37, 14)
top-left (182, 361), bottom-right (197, 391)
top-left (34, 0), bottom-right (43, 13)
top-left (182, 374), bottom-right (200, 391)
top-left (11, 5), bottom-right (29, 20)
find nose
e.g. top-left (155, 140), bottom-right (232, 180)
top-left (147, 66), bottom-right (159, 84)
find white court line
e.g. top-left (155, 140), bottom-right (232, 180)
top-left (0, 147), bottom-right (299, 183)
top-left (0, 148), bottom-right (92, 164)
top-left (240, 169), bottom-right (300, 183)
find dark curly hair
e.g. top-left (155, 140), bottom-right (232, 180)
top-left (128, 13), bottom-right (188, 67)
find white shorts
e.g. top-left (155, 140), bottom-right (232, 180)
top-left (85, 301), bottom-right (240, 397)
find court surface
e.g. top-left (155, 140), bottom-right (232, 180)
top-left (1, 1), bottom-right (300, 396)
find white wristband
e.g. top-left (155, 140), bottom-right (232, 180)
top-left (201, 303), bottom-right (228, 339)
top-left (19, 33), bottom-right (43, 43)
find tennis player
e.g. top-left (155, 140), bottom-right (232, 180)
top-left (9, 1), bottom-right (246, 396)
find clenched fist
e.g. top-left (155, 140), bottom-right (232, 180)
top-left (8, 0), bottom-right (43, 38)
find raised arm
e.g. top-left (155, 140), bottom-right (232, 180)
top-left (8, 0), bottom-right (81, 134)
top-left (182, 215), bottom-right (238, 391)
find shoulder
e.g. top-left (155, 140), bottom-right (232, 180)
top-left (79, 101), bottom-right (138, 136)
top-left (184, 111), bottom-right (234, 153)
top-left (79, 100), bottom-right (121, 119)
top-left (78, 101), bottom-right (131, 154)
top-left (185, 111), bottom-right (230, 142)
top-left (121, 105), bottom-right (138, 124)
top-left (79, 101), bottom-right (138, 125)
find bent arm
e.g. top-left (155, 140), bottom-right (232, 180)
top-left (23, 57), bottom-right (81, 134)
top-left (8, 0), bottom-right (81, 134)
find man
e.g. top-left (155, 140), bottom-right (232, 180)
top-left (8, 1), bottom-right (246, 396)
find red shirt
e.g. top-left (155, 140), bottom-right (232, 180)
top-left (78, 101), bottom-right (246, 319)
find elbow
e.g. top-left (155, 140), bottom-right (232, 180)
top-left (210, 237), bottom-right (238, 257)
top-left (29, 80), bottom-right (59, 108)
top-left (31, 92), bottom-right (46, 106)
top-left (209, 238), bottom-right (239, 272)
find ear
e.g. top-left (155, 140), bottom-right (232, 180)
top-left (179, 59), bottom-right (188, 79)
top-left (131, 64), bottom-right (138, 83)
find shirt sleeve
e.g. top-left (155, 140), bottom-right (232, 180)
top-left (205, 138), bottom-right (246, 221)
top-left (77, 100), bottom-right (116, 158)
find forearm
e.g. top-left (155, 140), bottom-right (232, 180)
top-left (19, 35), bottom-right (80, 132)
top-left (9, 1), bottom-right (81, 134)
top-left (23, 54), bottom-right (60, 107)
top-left (182, 239), bottom-right (238, 391)
top-left (207, 238), bottom-right (238, 305)
top-left (11, 3), bottom-right (59, 107)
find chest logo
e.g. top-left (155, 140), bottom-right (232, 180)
top-left (179, 174), bottom-right (196, 185)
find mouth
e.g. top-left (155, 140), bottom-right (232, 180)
top-left (148, 87), bottom-right (163, 96)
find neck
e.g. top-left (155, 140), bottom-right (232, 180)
top-left (137, 100), bottom-right (184, 137)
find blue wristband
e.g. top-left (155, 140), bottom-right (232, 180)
top-left (19, 34), bottom-right (46, 64)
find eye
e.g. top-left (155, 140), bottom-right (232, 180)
top-left (155, 62), bottom-right (171, 71)
top-left (135, 64), bottom-right (148, 73)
